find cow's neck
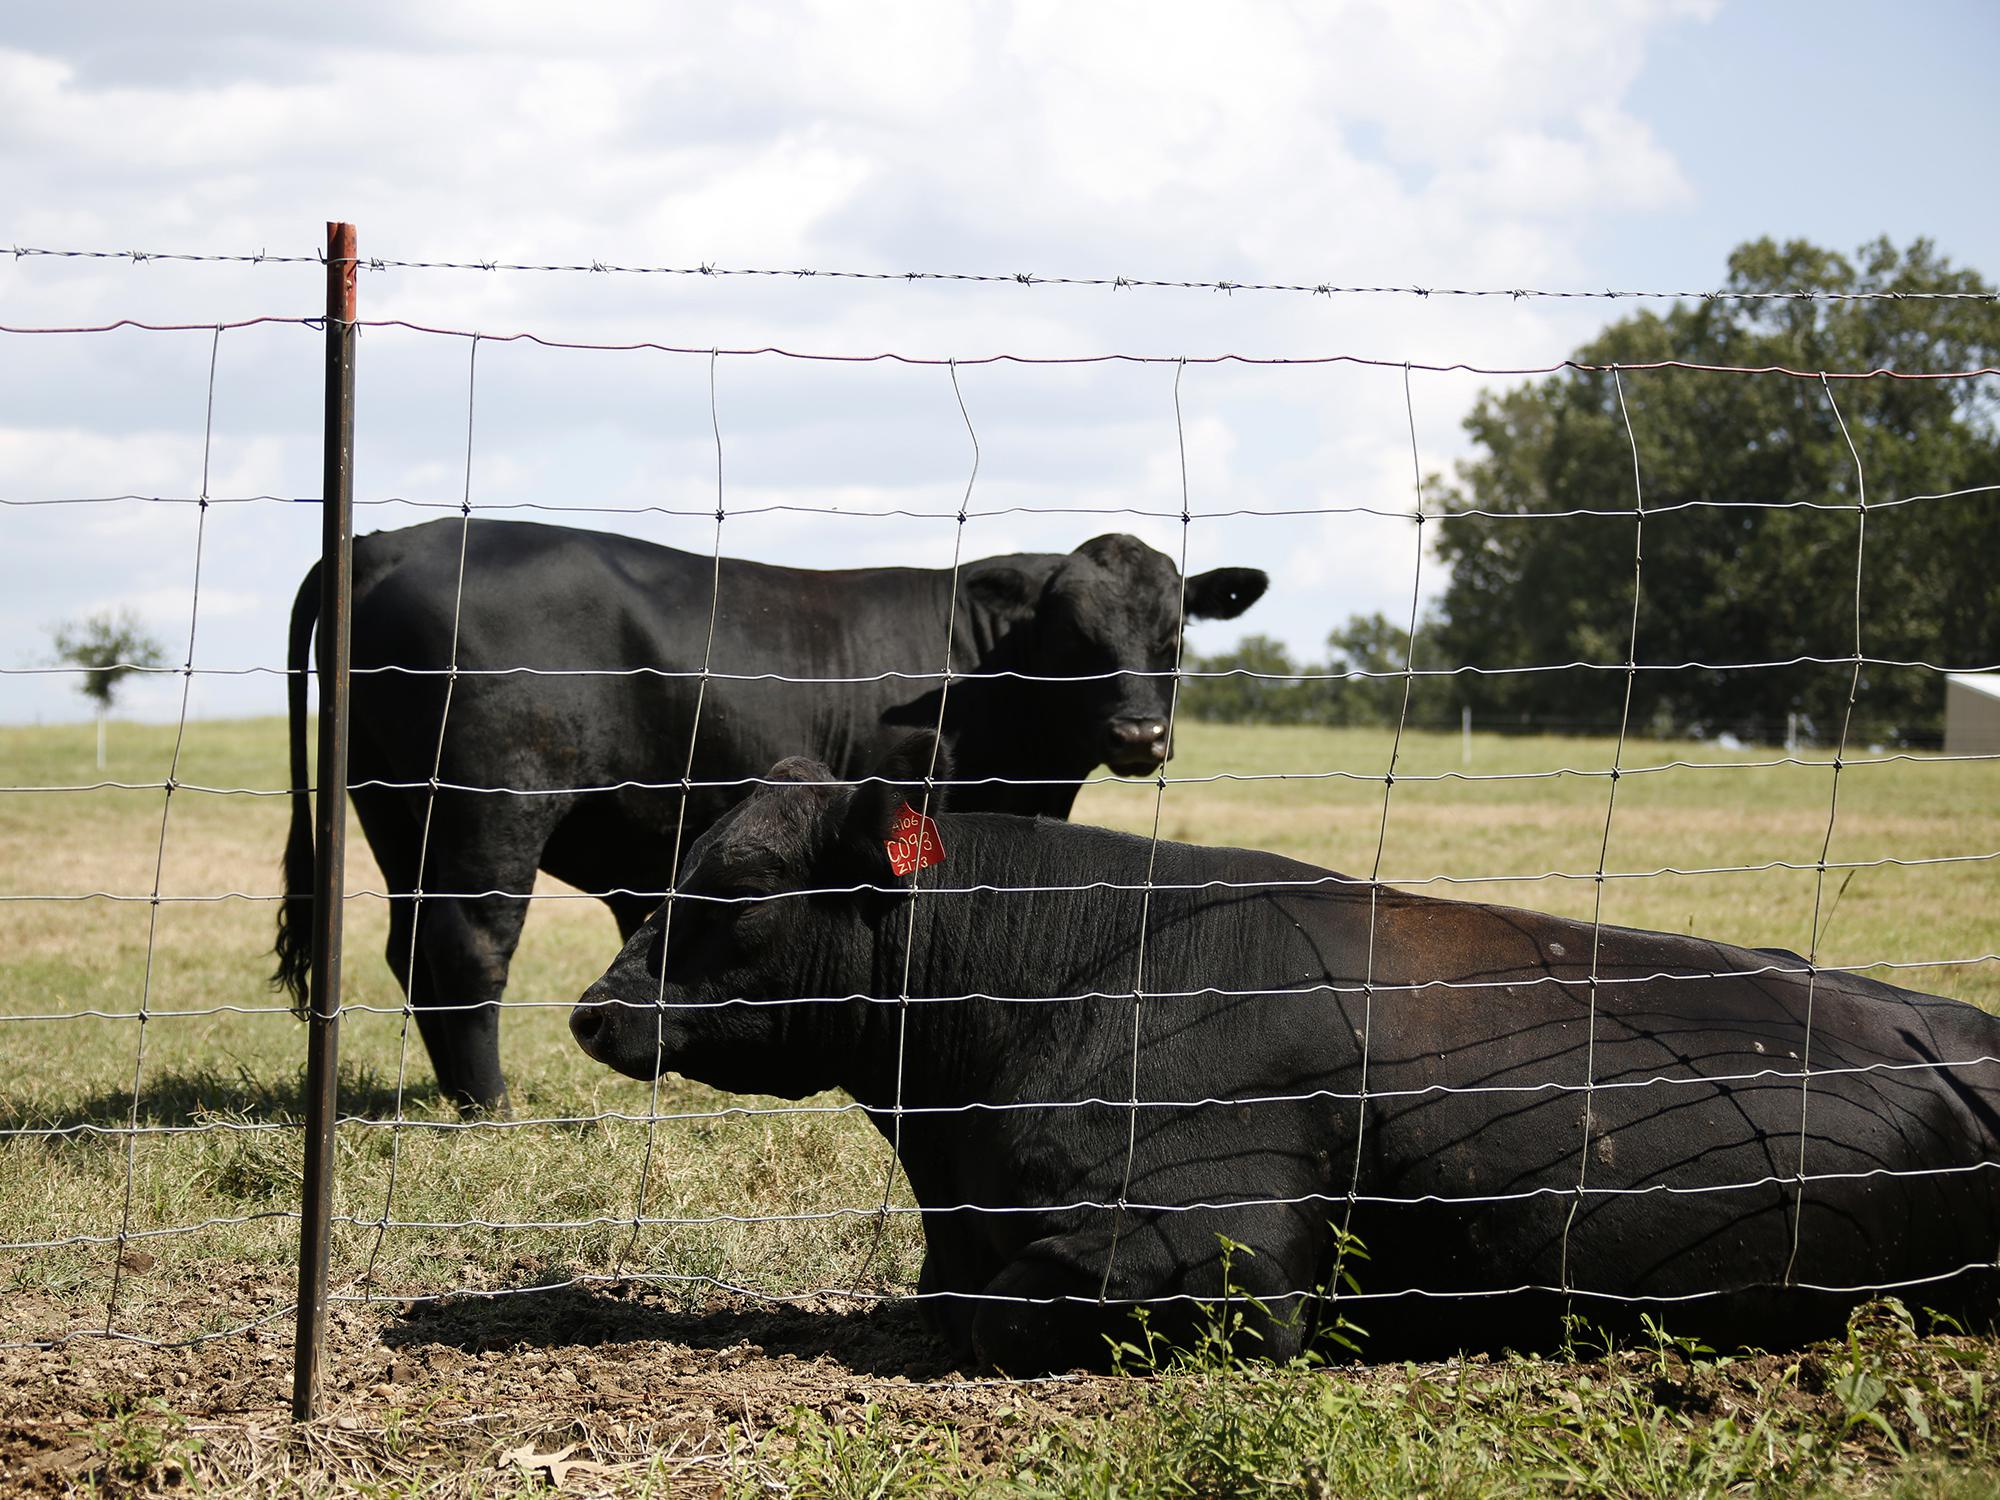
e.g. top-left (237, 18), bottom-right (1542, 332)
top-left (926, 586), bottom-right (1095, 819)
top-left (930, 675), bottom-right (1087, 821)
top-left (842, 815), bottom-right (1154, 1116)
top-left (795, 557), bottom-right (1100, 820)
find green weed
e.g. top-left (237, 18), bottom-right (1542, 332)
top-left (740, 1403), bottom-right (973, 1499)
top-left (83, 1396), bottom-right (206, 1496)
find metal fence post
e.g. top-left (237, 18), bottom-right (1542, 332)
top-left (293, 220), bottom-right (358, 1423)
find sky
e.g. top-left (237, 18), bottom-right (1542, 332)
top-left (3, 0), bottom-right (1996, 725)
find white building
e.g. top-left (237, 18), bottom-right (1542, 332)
top-left (1944, 673), bottom-right (2000, 755)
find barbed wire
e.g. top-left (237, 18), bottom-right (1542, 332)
top-left (10, 244), bottom-right (2000, 305)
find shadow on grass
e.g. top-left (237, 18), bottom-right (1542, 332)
top-left (383, 1282), bottom-right (961, 1379)
top-left (0, 1062), bottom-right (428, 1134)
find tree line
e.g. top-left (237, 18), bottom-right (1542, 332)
top-left (1183, 238), bottom-right (2000, 746)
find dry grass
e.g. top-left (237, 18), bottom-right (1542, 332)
top-left (2, 714), bottom-right (1995, 1349)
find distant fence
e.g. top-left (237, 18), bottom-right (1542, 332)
top-left (1180, 705), bottom-right (1944, 753)
top-left (2, 223), bottom-right (1996, 1421)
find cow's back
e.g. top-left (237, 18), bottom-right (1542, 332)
top-left (1320, 888), bottom-right (2000, 1344)
top-left (341, 520), bottom-right (968, 892)
top-left (880, 818), bottom-right (2000, 1352)
top-left (349, 519), bottom-right (713, 672)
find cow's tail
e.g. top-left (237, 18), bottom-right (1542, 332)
top-left (272, 560), bottom-right (321, 1015)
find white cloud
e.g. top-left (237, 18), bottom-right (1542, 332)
top-left (0, 0), bottom-right (1731, 722)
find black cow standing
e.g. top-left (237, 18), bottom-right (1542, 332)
top-left (571, 735), bottom-right (2000, 1374)
top-left (274, 519), bottom-right (1266, 1113)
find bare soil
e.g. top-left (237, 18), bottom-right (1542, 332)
top-left (0, 1274), bottom-right (1132, 1495)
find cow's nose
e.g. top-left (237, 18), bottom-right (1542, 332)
top-left (1107, 718), bottom-right (1169, 762)
top-left (569, 1000), bottom-right (608, 1055)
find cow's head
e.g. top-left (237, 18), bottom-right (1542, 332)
top-left (965, 535), bottom-right (1266, 776)
top-left (570, 735), bottom-right (949, 1097)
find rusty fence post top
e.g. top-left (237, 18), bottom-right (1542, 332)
top-left (327, 223), bottom-right (358, 323)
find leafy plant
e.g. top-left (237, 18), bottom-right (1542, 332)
top-left (1816, 1297), bottom-right (1999, 1462)
top-left (85, 1397), bottom-right (205, 1494)
top-left (1638, 1312), bottom-right (1716, 1381)
top-left (742, 1403), bottom-right (968, 1499)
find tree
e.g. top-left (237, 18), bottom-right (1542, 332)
top-left (49, 609), bottom-right (170, 768)
top-left (1180, 633), bottom-right (1316, 724)
top-left (1323, 612), bottom-right (1454, 728)
top-left (1180, 616), bottom-right (1456, 728)
top-left (1429, 238), bottom-right (2000, 745)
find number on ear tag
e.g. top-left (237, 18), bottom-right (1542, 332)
top-left (885, 802), bottom-right (945, 876)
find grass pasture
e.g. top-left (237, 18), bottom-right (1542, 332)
top-left (1, 714), bottom-right (1997, 1496)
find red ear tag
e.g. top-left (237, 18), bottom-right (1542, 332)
top-left (885, 802), bottom-right (946, 877)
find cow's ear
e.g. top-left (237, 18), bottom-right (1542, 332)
top-left (964, 565), bottom-right (1037, 617)
top-left (837, 731), bottom-right (953, 870)
top-left (762, 755), bottom-right (845, 814)
top-left (1184, 567), bottom-right (1268, 620)
top-left (766, 755), bottom-right (835, 786)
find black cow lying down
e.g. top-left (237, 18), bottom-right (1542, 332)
top-left (570, 735), bottom-right (2000, 1372)
top-left (275, 519), bottom-right (1265, 1113)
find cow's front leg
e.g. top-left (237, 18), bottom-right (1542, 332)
top-left (408, 893), bottom-right (524, 1115)
top-left (912, 1205), bottom-right (1000, 1364)
top-left (966, 1230), bottom-right (1153, 1375)
top-left (968, 1217), bottom-right (1315, 1375)
top-left (397, 798), bottom-right (552, 1116)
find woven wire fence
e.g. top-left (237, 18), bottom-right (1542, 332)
top-left (2, 243), bottom-right (1997, 1399)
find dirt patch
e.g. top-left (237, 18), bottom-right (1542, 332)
top-left (0, 1274), bottom-right (1134, 1495)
